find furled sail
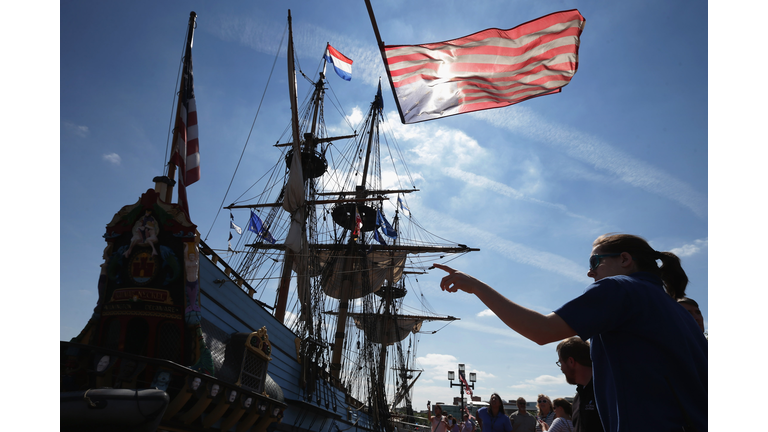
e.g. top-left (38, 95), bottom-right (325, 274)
top-left (350, 313), bottom-right (423, 345)
top-left (317, 251), bottom-right (406, 300)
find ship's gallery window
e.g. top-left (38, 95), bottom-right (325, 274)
top-left (240, 349), bottom-right (267, 393)
top-left (124, 317), bottom-right (149, 355)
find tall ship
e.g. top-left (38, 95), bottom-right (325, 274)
top-left (60, 10), bottom-right (477, 432)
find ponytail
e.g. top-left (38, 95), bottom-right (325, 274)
top-left (656, 251), bottom-right (688, 299)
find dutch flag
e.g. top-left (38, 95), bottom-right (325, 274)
top-left (324, 44), bottom-right (353, 81)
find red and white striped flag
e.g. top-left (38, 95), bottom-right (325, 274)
top-left (459, 373), bottom-right (473, 397)
top-left (383, 10), bottom-right (585, 124)
top-left (353, 207), bottom-right (363, 238)
top-left (170, 42), bottom-right (200, 215)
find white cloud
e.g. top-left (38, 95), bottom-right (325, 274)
top-left (670, 238), bottom-right (708, 257)
top-left (477, 309), bottom-right (496, 317)
top-left (384, 113), bottom-right (488, 169)
top-left (63, 121), bottom-right (90, 138)
top-left (416, 353), bottom-right (495, 384)
top-left (103, 153), bottom-right (121, 165)
top-left (510, 374), bottom-right (566, 389)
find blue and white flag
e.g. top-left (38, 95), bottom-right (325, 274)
top-left (376, 210), bottom-right (397, 239)
top-left (230, 213), bottom-right (243, 235)
top-left (248, 211), bottom-right (276, 244)
top-left (373, 229), bottom-right (388, 246)
top-left (324, 44), bottom-right (353, 81)
top-left (398, 197), bottom-right (411, 216)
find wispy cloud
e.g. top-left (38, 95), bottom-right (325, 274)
top-left (442, 167), bottom-right (603, 226)
top-left (670, 238), bottom-right (708, 257)
top-left (418, 208), bottom-right (589, 282)
top-left (474, 108), bottom-right (707, 219)
top-left (210, 14), bottom-right (385, 87)
top-left (103, 153), bottom-right (121, 165)
top-left (383, 114), bottom-right (489, 169)
top-left (63, 121), bottom-right (90, 138)
top-left (477, 309), bottom-right (496, 317)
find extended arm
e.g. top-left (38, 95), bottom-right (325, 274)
top-left (434, 264), bottom-right (577, 345)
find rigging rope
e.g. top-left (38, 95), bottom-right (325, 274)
top-left (202, 20), bottom-right (289, 241)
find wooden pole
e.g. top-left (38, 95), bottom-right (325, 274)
top-left (364, 0), bottom-right (406, 123)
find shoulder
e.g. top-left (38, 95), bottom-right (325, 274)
top-left (555, 273), bottom-right (663, 337)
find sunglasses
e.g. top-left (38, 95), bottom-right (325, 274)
top-left (589, 253), bottom-right (620, 271)
top-left (538, 399), bottom-right (549, 404)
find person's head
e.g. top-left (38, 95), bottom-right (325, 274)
top-left (556, 337), bottom-right (592, 385)
top-left (589, 233), bottom-right (688, 299)
top-left (552, 398), bottom-right (572, 418)
top-left (96, 355), bottom-right (110, 372)
top-left (515, 397), bottom-right (527, 413)
top-left (433, 404), bottom-right (443, 416)
top-left (489, 393), bottom-right (505, 415)
top-left (462, 413), bottom-right (469, 421)
top-left (536, 394), bottom-right (552, 416)
top-left (678, 297), bottom-right (705, 332)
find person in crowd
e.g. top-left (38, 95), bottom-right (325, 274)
top-left (461, 412), bottom-right (476, 432)
top-left (434, 233), bottom-right (708, 432)
top-left (677, 296), bottom-right (705, 333)
top-left (428, 402), bottom-right (450, 432)
top-left (539, 399), bottom-right (573, 432)
top-left (556, 337), bottom-right (603, 432)
top-left (449, 415), bottom-right (461, 432)
top-left (534, 395), bottom-right (555, 432)
top-left (477, 393), bottom-right (512, 432)
top-left (509, 397), bottom-right (536, 432)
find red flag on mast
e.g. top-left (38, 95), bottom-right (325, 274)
top-left (459, 373), bottom-right (473, 397)
top-left (170, 14), bottom-right (200, 216)
top-left (382, 9), bottom-right (585, 124)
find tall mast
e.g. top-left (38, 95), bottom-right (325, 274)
top-left (274, 10), bottom-right (302, 322)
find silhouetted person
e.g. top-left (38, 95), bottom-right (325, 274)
top-left (557, 337), bottom-right (603, 432)
top-left (435, 233), bottom-right (707, 432)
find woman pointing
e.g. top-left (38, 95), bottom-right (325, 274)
top-left (434, 233), bottom-right (707, 432)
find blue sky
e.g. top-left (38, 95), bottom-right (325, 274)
top-left (45, 0), bottom-right (751, 425)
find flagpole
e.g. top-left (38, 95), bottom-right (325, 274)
top-left (166, 11), bottom-right (198, 205)
top-left (364, 0), bottom-right (407, 123)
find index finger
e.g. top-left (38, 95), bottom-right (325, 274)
top-left (432, 263), bottom-right (454, 274)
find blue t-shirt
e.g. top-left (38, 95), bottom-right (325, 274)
top-left (554, 272), bottom-right (707, 432)
top-left (477, 407), bottom-right (512, 432)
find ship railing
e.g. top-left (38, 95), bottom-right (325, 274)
top-left (199, 239), bottom-right (272, 310)
top-left (61, 341), bottom-right (287, 432)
